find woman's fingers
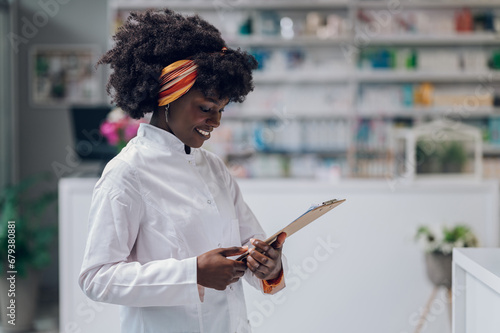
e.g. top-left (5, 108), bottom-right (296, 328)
top-left (273, 232), bottom-right (287, 249)
top-left (246, 255), bottom-right (271, 278)
top-left (247, 248), bottom-right (274, 277)
top-left (249, 247), bottom-right (270, 265)
top-left (251, 239), bottom-right (279, 260)
top-left (247, 236), bottom-right (285, 281)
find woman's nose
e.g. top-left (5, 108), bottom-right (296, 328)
top-left (207, 112), bottom-right (221, 128)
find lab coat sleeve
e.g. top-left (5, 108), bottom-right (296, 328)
top-left (78, 159), bottom-right (201, 307)
top-left (225, 169), bottom-right (286, 294)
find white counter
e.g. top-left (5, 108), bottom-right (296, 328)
top-left (453, 248), bottom-right (500, 333)
top-left (59, 177), bottom-right (499, 333)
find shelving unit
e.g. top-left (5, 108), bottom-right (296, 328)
top-left (365, 34), bottom-right (500, 45)
top-left (253, 70), bottom-right (500, 83)
top-left (108, 0), bottom-right (500, 179)
top-left (226, 35), bottom-right (351, 47)
top-left (356, 71), bottom-right (500, 82)
top-left (109, 1), bottom-right (352, 11)
top-left (359, 1), bottom-right (500, 9)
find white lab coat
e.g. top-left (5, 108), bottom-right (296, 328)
top-left (79, 123), bottom-right (281, 333)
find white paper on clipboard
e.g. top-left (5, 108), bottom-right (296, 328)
top-left (236, 198), bottom-right (346, 262)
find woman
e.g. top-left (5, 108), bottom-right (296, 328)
top-left (78, 8), bottom-right (286, 333)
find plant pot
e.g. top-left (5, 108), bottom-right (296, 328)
top-left (441, 161), bottom-right (464, 174)
top-left (417, 155), bottom-right (441, 174)
top-left (424, 252), bottom-right (452, 289)
top-left (0, 271), bottom-right (39, 332)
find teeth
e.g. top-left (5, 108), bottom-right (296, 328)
top-left (197, 128), bottom-right (209, 136)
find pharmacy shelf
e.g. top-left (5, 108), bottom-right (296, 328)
top-left (255, 148), bottom-right (350, 155)
top-left (110, 0), bottom-right (500, 10)
top-left (231, 1), bottom-right (350, 10)
top-left (355, 112), bottom-right (415, 118)
top-left (110, 1), bottom-right (352, 11)
top-left (226, 35), bottom-right (351, 47)
top-left (357, 107), bottom-right (500, 118)
top-left (253, 71), bottom-right (352, 83)
top-left (435, 108), bottom-right (500, 118)
top-left (224, 107), bottom-right (500, 119)
top-left (223, 111), bottom-right (354, 119)
top-left (109, 0), bottom-right (500, 178)
top-left (227, 33), bottom-right (500, 47)
top-left (357, 0), bottom-right (500, 9)
top-left (231, 34), bottom-right (500, 47)
top-left (365, 33), bottom-right (500, 46)
top-left (356, 109), bottom-right (424, 118)
top-left (483, 144), bottom-right (500, 155)
top-left (350, 147), bottom-right (393, 155)
top-left (356, 70), bottom-right (500, 82)
top-left (252, 70), bottom-right (500, 83)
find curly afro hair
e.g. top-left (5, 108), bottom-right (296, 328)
top-left (98, 8), bottom-right (258, 119)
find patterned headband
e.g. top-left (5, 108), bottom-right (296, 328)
top-left (157, 47), bottom-right (228, 106)
top-left (158, 60), bottom-right (198, 107)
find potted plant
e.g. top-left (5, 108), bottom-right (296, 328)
top-left (0, 173), bottom-right (58, 332)
top-left (415, 224), bottom-right (478, 289)
top-left (416, 140), bottom-right (468, 175)
top-left (416, 140), bottom-right (441, 174)
top-left (439, 141), bottom-right (467, 173)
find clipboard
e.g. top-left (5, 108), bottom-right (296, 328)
top-left (236, 198), bottom-right (346, 262)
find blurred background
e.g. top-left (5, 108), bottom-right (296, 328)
top-left (1, 0), bottom-right (500, 332)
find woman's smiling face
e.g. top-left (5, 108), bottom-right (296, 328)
top-left (165, 89), bottom-right (228, 149)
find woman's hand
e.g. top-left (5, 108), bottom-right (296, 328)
top-left (197, 247), bottom-right (248, 290)
top-left (247, 232), bottom-right (286, 280)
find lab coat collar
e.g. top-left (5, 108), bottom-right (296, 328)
top-left (137, 123), bottom-right (198, 155)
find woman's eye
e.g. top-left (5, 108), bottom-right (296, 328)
top-left (200, 107), bottom-right (211, 113)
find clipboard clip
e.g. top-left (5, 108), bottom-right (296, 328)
top-left (322, 199), bottom-right (339, 205)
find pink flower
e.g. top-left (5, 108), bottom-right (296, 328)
top-left (116, 117), bottom-right (129, 130)
top-left (100, 108), bottom-right (148, 149)
top-left (124, 121), bottom-right (141, 141)
top-left (100, 121), bottom-right (120, 146)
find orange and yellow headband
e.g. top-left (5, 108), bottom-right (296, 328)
top-left (157, 47), bottom-right (228, 106)
top-left (158, 59), bottom-right (198, 106)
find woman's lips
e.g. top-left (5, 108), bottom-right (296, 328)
top-left (195, 127), bottom-right (210, 138)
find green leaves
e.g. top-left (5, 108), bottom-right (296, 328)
top-left (442, 225), bottom-right (478, 248)
top-left (416, 140), bottom-right (468, 174)
top-left (415, 224), bottom-right (478, 255)
top-left (415, 225), bottom-right (435, 243)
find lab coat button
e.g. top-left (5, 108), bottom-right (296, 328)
top-left (218, 243), bottom-right (222, 248)
top-left (207, 200), bottom-right (211, 204)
